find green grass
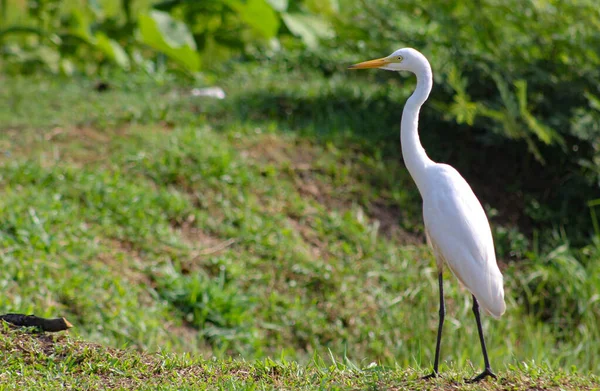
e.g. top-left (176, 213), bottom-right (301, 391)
top-left (1, 329), bottom-right (598, 390)
top-left (0, 70), bottom-right (599, 389)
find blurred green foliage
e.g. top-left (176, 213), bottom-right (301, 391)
top-left (0, 0), bottom-right (334, 74)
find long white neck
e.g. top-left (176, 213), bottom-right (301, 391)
top-left (400, 57), bottom-right (434, 193)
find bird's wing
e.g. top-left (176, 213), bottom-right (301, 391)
top-left (422, 165), bottom-right (505, 318)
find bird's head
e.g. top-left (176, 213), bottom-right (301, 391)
top-left (349, 48), bottom-right (426, 73)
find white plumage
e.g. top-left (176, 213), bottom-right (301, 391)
top-left (423, 164), bottom-right (505, 318)
top-left (350, 47), bottom-right (505, 382)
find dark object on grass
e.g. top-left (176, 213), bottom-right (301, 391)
top-left (94, 81), bottom-right (110, 92)
top-left (0, 313), bottom-right (73, 332)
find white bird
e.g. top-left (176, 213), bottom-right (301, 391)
top-left (350, 48), bottom-right (505, 382)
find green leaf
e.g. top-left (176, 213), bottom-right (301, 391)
top-left (138, 10), bottom-right (201, 71)
top-left (446, 66), bottom-right (477, 125)
top-left (266, 0), bottom-right (288, 12)
top-left (69, 10), bottom-right (94, 43)
top-left (227, 0), bottom-right (280, 38)
top-left (450, 95), bottom-right (478, 126)
top-left (584, 92), bottom-right (600, 112)
top-left (95, 33), bottom-right (130, 69)
top-left (304, 0), bottom-right (340, 15)
top-left (37, 46), bottom-right (61, 74)
top-left (0, 26), bottom-right (44, 40)
top-left (281, 12), bottom-right (333, 48)
top-left (515, 80), bottom-right (563, 146)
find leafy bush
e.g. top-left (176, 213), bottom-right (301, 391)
top-left (0, 0), bottom-right (334, 75)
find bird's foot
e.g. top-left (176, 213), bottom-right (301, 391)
top-left (422, 371), bottom-right (439, 380)
top-left (466, 367), bottom-right (497, 383)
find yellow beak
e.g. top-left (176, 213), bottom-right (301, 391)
top-left (348, 57), bottom-right (390, 69)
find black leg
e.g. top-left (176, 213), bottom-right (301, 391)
top-left (467, 294), bottom-right (497, 383)
top-left (423, 272), bottom-right (445, 379)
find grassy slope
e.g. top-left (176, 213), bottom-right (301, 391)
top-left (0, 72), bottom-right (598, 389)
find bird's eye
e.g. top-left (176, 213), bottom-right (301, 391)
top-left (397, 56), bottom-right (403, 61)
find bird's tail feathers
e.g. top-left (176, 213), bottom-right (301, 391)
top-left (480, 268), bottom-right (505, 319)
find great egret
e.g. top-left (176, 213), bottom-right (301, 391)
top-left (350, 48), bottom-right (505, 382)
